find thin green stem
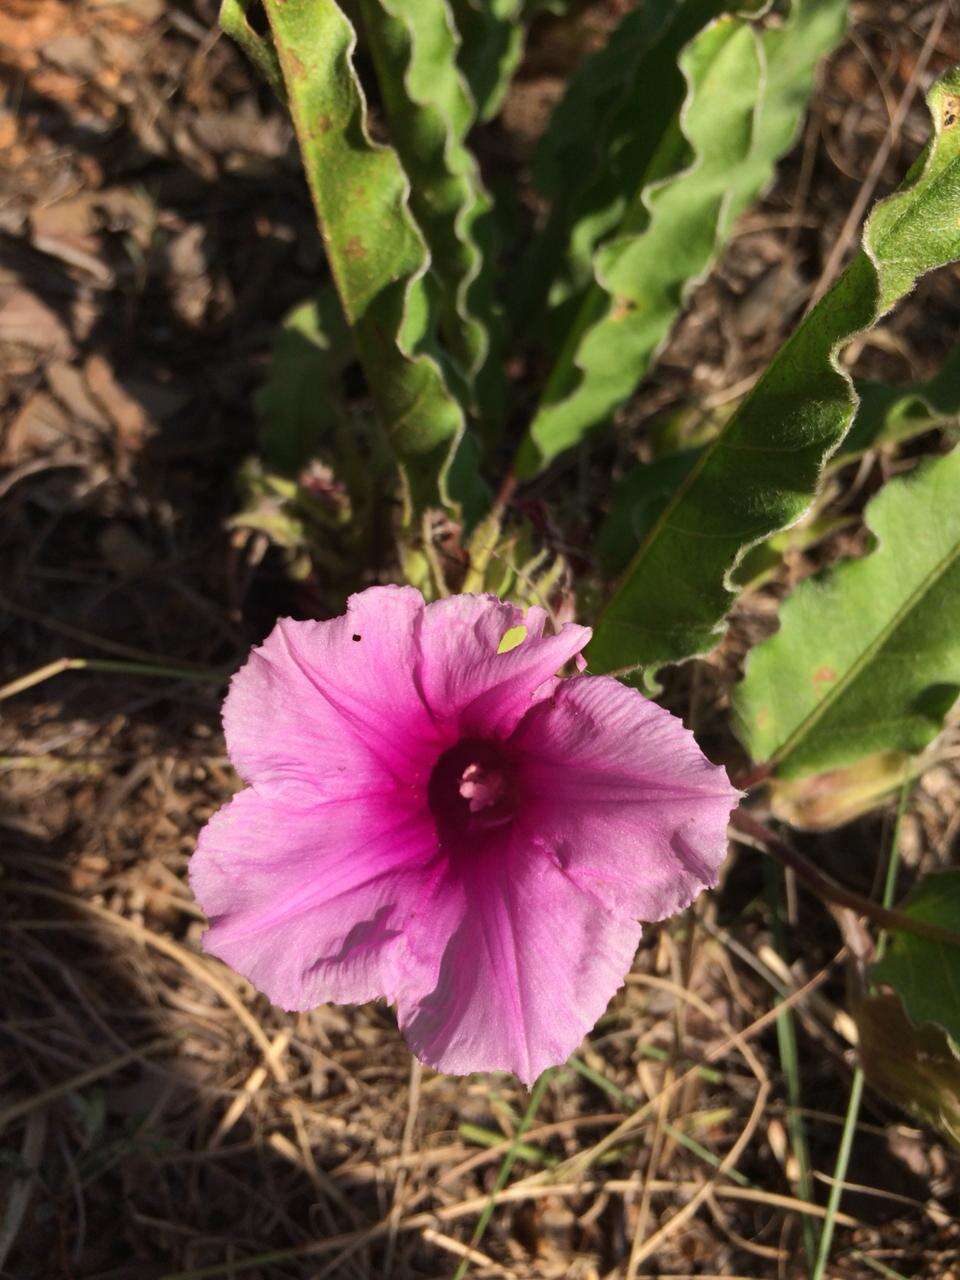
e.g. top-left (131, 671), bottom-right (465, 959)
top-left (810, 781), bottom-right (912, 1280)
top-left (764, 859), bottom-right (817, 1269)
top-left (811, 1068), bottom-right (864, 1280)
top-left (452, 1070), bottom-right (552, 1280)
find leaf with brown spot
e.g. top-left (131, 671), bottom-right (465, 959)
top-left (735, 447), bottom-right (960, 782)
top-left (252, 0), bottom-right (482, 524)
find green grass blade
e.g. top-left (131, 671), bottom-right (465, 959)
top-left (0, 657), bottom-right (223, 704)
top-left (811, 1065), bottom-right (864, 1280)
top-left (589, 68), bottom-right (960, 675)
top-left (813, 783), bottom-right (911, 1280)
top-left (763, 860), bottom-right (818, 1267)
top-left (262, 0), bottom-right (478, 524)
top-left (850, 1255), bottom-right (910, 1280)
top-left (451, 1070), bottom-right (552, 1280)
top-left (516, 0), bottom-right (847, 477)
top-left (459, 1123), bottom-right (553, 1166)
top-left (734, 447), bottom-right (960, 779)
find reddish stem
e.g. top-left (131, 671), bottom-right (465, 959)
top-left (729, 808), bottom-right (960, 951)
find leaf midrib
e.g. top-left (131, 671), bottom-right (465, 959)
top-left (594, 144), bottom-right (960, 652)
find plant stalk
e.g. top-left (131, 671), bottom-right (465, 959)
top-left (729, 808), bottom-right (960, 951)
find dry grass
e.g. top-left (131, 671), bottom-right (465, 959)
top-left (2, 1), bottom-right (960, 1276)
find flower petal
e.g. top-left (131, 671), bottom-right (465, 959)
top-left (222, 586), bottom-right (442, 803)
top-left (510, 675), bottom-right (741, 922)
top-left (395, 834), bottom-right (642, 1085)
top-left (417, 594), bottom-right (591, 738)
top-left (190, 787), bottom-right (438, 1010)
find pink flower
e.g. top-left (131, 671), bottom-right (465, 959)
top-left (190, 587), bottom-right (740, 1084)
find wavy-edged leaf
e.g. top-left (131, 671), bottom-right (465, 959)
top-left (450, 0), bottom-right (524, 123)
top-left (517, 0), bottom-right (847, 477)
top-left (598, 342), bottom-right (960, 580)
top-left (220, 0), bottom-right (285, 99)
top-left (733, 447), bottom-right (960, 779)
top-left (517, 0), bottom-right (687, 326)
top-left (596, 449), bottom-right (702, 577)
top-left (602, 466), bottom-right (854, 594)
top-left (842, 340), bottom-right (960, 460)
top-left (256, 289), bottom-right (353, 475)
top-left (262, 0), bottom-right (477, 523)
top-left (588, 69), bottom-right (960, 675)
top-left (361, 0), bottom-right (498, 415)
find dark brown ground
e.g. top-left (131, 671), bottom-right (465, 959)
top-left (2, 1), bottom-right (960, 1277)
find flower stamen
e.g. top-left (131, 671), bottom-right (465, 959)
top-left (429, 737), bottom-right (515, 839)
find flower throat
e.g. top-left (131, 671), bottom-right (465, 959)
top-left (428, 737), bottom-right (516, 841)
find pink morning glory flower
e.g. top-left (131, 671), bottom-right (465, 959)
top-left (190, 587), bottom-right (740, 1084)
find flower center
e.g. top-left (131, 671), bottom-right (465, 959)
top-left (428, 737), bottom-right (515, 843)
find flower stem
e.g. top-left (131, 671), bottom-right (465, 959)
top-left (729, 808), bottom-right (960, 951)
top-left (810, 780), bottom-right (913, 1280)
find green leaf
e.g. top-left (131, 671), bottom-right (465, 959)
top-left (255, 290), bottom-right (352, 475)
top-left (596, 449), bottom-right (702, 577)
top-left (840, 340), bottom-right (960, 461)
top-left (220, 0), bottom-right (286, 99)
top-left (516, 0), bottom-right (847, 477)
top-left (588, 68), bottom-right (960, 675)
top-left (518, 0), bottom-right (685, 326)
top-left (597, 342), bottom-right (960, 581)
top-left (855, 870), bottom-right (960, 1146)
top-left (262, 0), bottom-right (478, 523)
top-left (449, 0), bottom-right (524, 122)
top-left (361, 0), bottom-right (498, 410)
top-left (734, 448), bottom-right (960, 778)
top-left (872, 871), bottom-right (960, 1041)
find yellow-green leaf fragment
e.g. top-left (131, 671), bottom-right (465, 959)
top-left (765, 751), bottom-right (912, 831)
